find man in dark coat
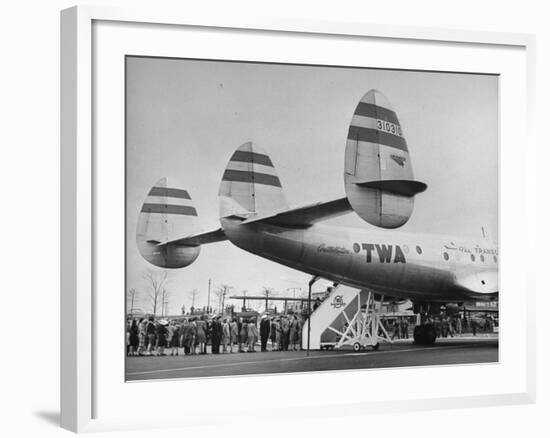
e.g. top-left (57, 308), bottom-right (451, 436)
top-left (210, 317), bottom-right (223, 354)
top-left (259, 315), bottom-right (271, 352)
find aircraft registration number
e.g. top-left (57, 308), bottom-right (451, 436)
top-left (376, 119), bottom-right (402, 137)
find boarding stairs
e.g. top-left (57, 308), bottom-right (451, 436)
top-left (302, 285), bottom-right (392, 351)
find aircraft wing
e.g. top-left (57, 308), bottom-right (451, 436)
top-left (154, 227), bottom-right (227, 247)
top-left (241, 197), bottom-right (351, 227)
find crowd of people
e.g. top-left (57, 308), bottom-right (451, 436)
top-left (127, 311), bottom-right (497, 356)
top-left (126, 313), bottom-right (305, 356)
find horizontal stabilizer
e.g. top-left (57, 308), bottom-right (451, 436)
top-left (240, 197), bottom-right (351, 227)
top-left (156, 227), bottom-right (227, 247)
top-left (354, 179), bottom-right (427, 197)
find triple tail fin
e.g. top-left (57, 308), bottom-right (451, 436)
top-left (136, 177), bottom-right (201, 268)
top-left (344, 89), bottom-right (427, 228)
top-left (218, 142), bottom-right (288, 219)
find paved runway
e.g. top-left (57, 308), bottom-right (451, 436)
top-left (126, 336), bottom-right (498, 381)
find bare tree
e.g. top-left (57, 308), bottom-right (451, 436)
top-left (215, 284), bottom-right (232, 313)
top-left (161, 287), bottom-right (172, 316)
top-left (143, 270), bottom-right (168, 316)
top-left (261, 287), bottom-right (275, 312)
top-left (187, 289), bottom-right (199, 313)
top-left (127, 288), bottom-right (137, 315)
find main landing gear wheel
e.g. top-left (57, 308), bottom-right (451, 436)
top-left (352, 342), bottom-right (361, 352)
top-left (413, 323), bottom-right (437, 345)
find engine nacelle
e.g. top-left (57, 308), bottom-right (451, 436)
top-left (344, 90), bottom-right (427, 228)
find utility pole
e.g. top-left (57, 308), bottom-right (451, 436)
top-left (207, 279), bottom-right (211, 313)
top-left (288, 287), bottom-right (301, 311)
top-left (128, 288), bottom-right (136, 316)
top-left (161, 288), bottom-right (166, 316)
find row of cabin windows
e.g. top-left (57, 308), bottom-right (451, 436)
top-left (406, 245), bottom-right (497, 264)
top-left (442, 251), bottom-right (498, 263)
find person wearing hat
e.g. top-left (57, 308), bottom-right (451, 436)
top-left (210, 316), bottom-right (223, 354)
top-left (239, 318), bottom-right (248, 352)
top-left (222, 318), bottom-right (231, 353)
top-left (269, 317), bottom-right (278, 351)
top-left (156, 320), bottom-right (168, 356)
top-left (229, 318), bottom-right (238, 353)
top-left (195, 315), bottom-right (207, 354)
top-left (259, 314), bottom-right (270, 352)
top-left (146, 316), bottom-right (156, 355)
top-left (247, 318), bottom-right (259, 352)
top-left (180, 318), bottom-right (195, 355)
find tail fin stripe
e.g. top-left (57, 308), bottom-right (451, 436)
top-left (347, 126), bottom-right (408, 152)
top-left (225, 160), bottom-right (278, 176)
top-left (148, 187), bottom-right (191, 199)
top-left (145, 196), bottom-right (194, 207)
top-left (355, 102), bottom-right (399, 125)
top-left (230, 150), bottom-right (274, 167)
top-left (222, 169), bottom-right (282, 187)
top-left (141, 203), bottom-right (198, 216)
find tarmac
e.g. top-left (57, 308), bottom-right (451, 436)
top-left (126, 334), bottom-right (498, 381)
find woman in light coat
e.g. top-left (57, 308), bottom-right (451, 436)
top-left (247, 318), bottom-right (258, 352)
top-left (222, 319), bottom-right (231, 353)
top-left (229, 319), bottom-right (239, 353)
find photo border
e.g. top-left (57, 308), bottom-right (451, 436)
top-left (60, 5), bottom-right (536, 432)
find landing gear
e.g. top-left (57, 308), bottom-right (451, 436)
top-left (413, 323), bottom-right (437, 345)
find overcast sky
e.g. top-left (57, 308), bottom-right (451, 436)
top-left (126, 56), bottom-right (498, 315)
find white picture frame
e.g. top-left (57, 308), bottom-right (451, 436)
top-left (60, 5), bottom-right (536, 433)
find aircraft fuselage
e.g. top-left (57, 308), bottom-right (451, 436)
top-left (220, 217), bottom-right (498, 303)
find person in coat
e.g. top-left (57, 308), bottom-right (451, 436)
top-left (156, 320), bottom-right (168, 356)
top-left (128, 319), bottom-right (139, 356)
top-left (289, 315), bottom-right (301, 351)
top-left (180, 318), bottom-right (195, 355)
top-left (167, 320), bottom-right (180, 356)
top-left (239, 318), bottom-right (248, 352)
top-left (259, 315), bottom-right (271, 352)
top-left (210, 317), bottom-right (223, 354)
top-left (195, 316), bottom-right (207, 354)
top-left (280, 316), bottom-right (290, 351)
top-left (269, 318), bottom-right (278, 351)
top-left (229, 319), bottom-right (238, 353)
top-left (247, 318), bottom-right (258, 352)
top-left (222, 319), bottom-right (231, 353)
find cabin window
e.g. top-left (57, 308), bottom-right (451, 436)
top-left (443, 252), bottom-right (449, 261)
top-left (480, 255), bottom-right (485, 262)
top-left (416, 245), bottom-right (422, 255)
top-left (470, 254), bottom-right (475, 262)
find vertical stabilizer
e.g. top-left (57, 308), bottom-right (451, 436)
top-left (344, 90), bottom-right (426, 228)
top-left (136, 177), bottom-right (201, 268)
top-left (218, 142), bottom-right (288, 218)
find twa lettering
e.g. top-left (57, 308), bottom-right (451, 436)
top-left (353, 242), bottom-right (406, 263)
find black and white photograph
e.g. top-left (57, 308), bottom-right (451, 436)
top-left (125, 56), bottom-right (499, 381)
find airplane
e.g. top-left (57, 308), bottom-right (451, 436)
top-left (135, 89), bottom-right (498, 346)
